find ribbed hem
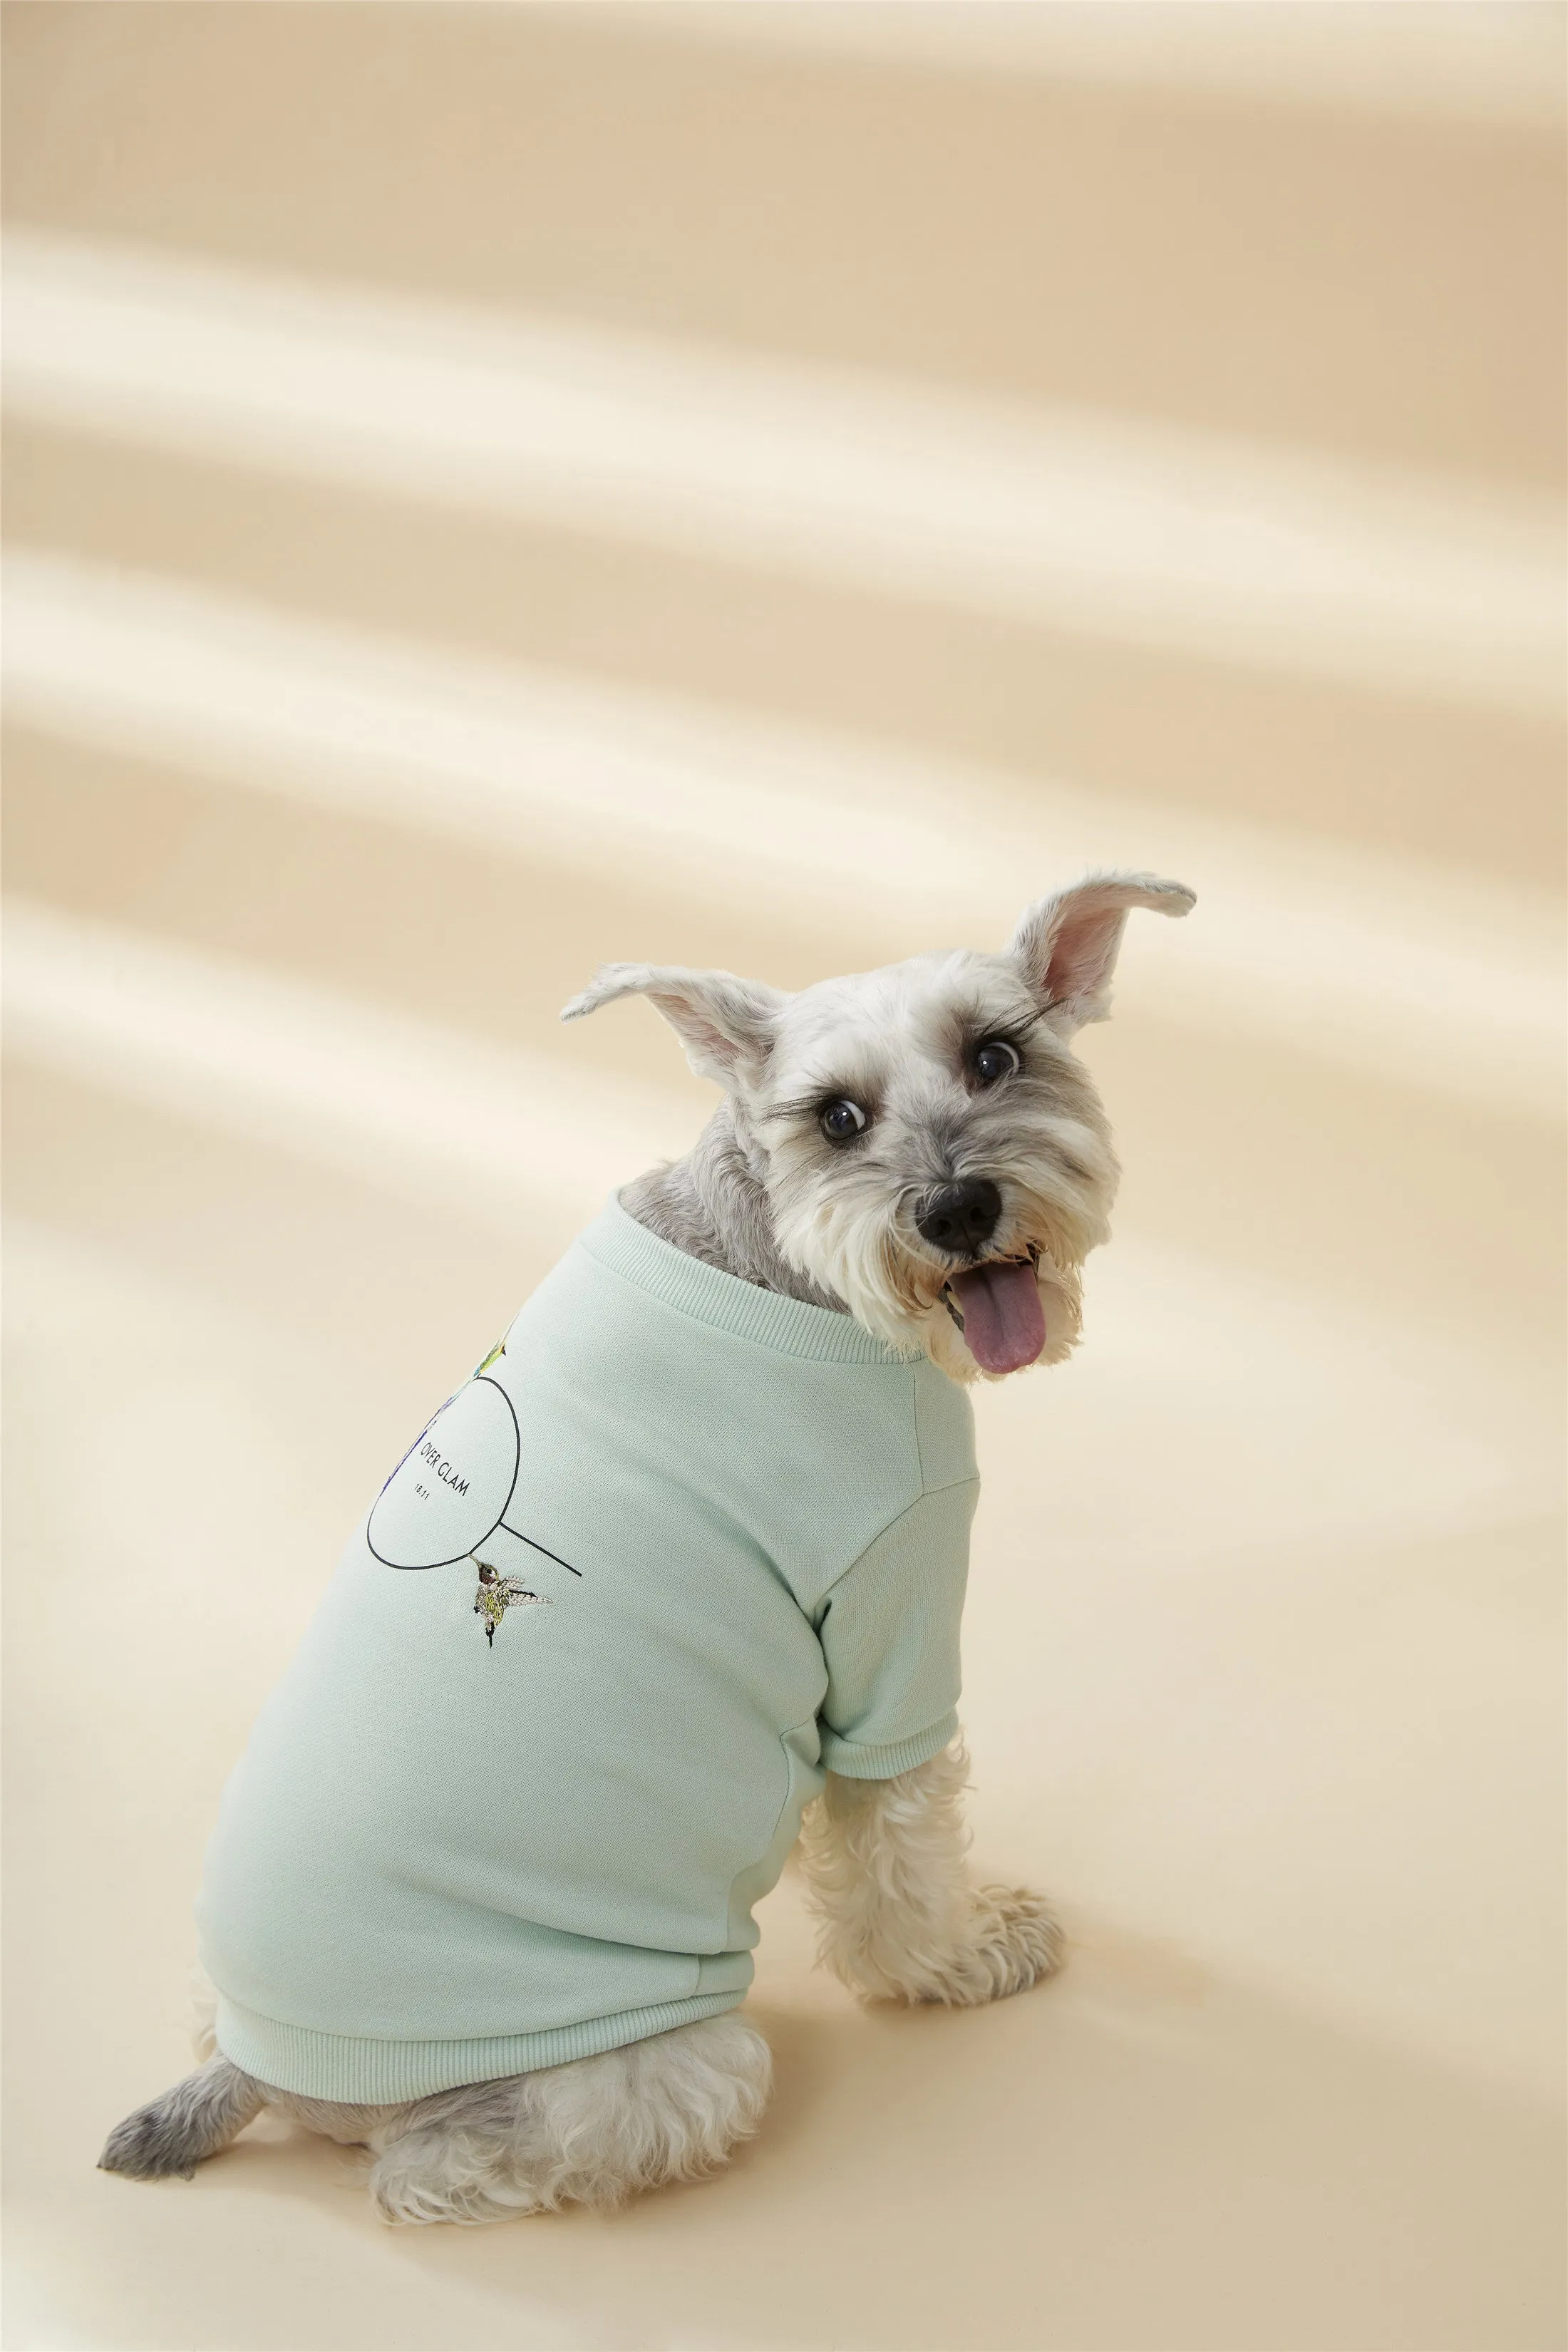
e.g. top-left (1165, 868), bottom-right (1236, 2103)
top-left (215, 1989), bottom-right (747, 2103)
top-left (579, 1197), bottom-right (913, 1366)
top-left (817, 1709), bottom-right (959, 1780)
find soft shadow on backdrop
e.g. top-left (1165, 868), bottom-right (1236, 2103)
top-left (3, 6), bottom-right (1564, 2348)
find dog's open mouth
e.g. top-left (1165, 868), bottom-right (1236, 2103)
top-left (942, 1247), bottom-right (1045, 1374)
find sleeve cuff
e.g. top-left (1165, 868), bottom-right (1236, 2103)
top-left (817, 1709), bottom-right (959, 1781)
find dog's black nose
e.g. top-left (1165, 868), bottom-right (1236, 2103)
top-left (917, 1178), bottom-right (1002, 1258)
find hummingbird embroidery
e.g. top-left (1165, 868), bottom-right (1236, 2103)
top-left (472, 1559), bottom-right (550, 1646)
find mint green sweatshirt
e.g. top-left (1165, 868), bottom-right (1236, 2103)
top-left (198, 1200), bottom-right (978, 2103)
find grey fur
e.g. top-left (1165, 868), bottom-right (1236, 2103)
top-left (620, 1100), bottom-right (842, 1305)
top-left (99, 2056), bottom-right (265, 2180)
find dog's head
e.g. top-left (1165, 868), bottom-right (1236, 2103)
top-left (563, 874), bottom-right (1193, 1380)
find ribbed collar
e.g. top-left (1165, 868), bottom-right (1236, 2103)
top-left (578, 1197), bottom-right (912, 1366)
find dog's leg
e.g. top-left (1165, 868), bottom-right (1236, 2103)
top-left (99, 2056), bottom-right (267, 2180)
top-left (366, 2009), bottom-right (772, 2225)
top-left (800, 1737), bottom-right (1063, 2006)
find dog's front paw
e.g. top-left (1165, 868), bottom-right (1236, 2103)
top-left (918, 1885), bottom-right (1065, 2007)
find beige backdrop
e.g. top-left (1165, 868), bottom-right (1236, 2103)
top-left (3, 6), bottom-right (1565, 2349)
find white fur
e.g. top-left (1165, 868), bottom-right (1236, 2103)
top-left (362, 2013), bottom-right (773, 2224)
top-left (800, 1740), bottom-right (1064, 2005)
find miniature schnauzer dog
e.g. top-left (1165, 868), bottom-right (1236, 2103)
top-left (101, 872), bottom-right (1192, 2222)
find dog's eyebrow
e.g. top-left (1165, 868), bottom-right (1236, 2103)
top-left (941, 1007), bottom-right (1043, 1057)
top-left (758, 1083), bottom-right (875, 1125)
top-left (959, 1006), bottom-right (1043, 1040)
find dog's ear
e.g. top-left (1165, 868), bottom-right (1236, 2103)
top-left (561, 964), bottom-right (787, 1088)
top-left (1009, 872), bottom-right (1195, 1031)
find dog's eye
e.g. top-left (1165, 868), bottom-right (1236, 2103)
top-left (973, 1038), bottom-right (1021, 1086)
top-left (819, 1098), bottom-right (868, 1144)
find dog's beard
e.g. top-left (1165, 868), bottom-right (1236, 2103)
top-left (770, 1158), bottom-right (1110, 1382)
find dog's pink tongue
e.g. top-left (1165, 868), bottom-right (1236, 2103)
top-left (949, 1260), bottom-right (1046, 1373)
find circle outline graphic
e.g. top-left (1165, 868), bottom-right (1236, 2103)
top-left (366, 1376), bottom-right (522, 1572)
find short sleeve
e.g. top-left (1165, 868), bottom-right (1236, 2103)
top-left (813, 1479), bottom-right (979, 1779)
